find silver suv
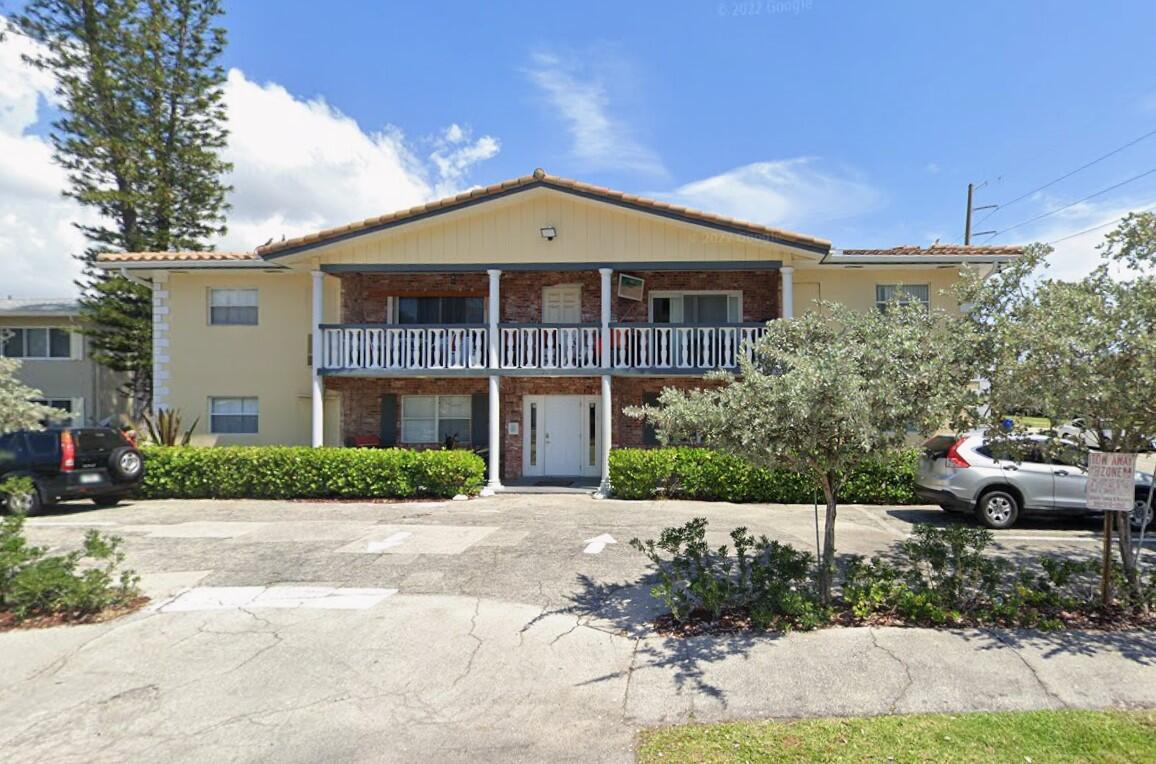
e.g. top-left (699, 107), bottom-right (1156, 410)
top-left (916, 433), bottom-right (1154, 530)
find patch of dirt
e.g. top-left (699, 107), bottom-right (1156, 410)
top-left (0, 595), bottom-right (150, 632)
top-left (651, 603), bottom-right (1156, 637)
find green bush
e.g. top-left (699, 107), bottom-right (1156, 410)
top-left (610, 447), bottom-right (917, 504)
top-left (630, 518), bottom-right (827, 631)
top-left (139, 446), bottom-right (485, 500)
top-left (842, 524), bottom-right (1127, 628)
top-left (1, 514), bottom-right (139, 621)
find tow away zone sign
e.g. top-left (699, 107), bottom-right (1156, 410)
top-left (1086, 452), bottom-right (1137, 512)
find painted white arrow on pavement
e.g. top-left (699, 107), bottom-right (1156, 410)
top-left (583, 534), bottom-right (617, 554)
top-left (367, 531), bottom-right (412, 553)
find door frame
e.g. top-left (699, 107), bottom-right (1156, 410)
top-left (522, 394), bottom-right (601, 478)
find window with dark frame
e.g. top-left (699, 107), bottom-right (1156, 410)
top-left (0, 327), bottom-right (73, 359)
top-left (396, 297), bottom-right (484, 324)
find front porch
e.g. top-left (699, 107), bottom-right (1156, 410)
top-left (309, 260), bottom-right (792, 493)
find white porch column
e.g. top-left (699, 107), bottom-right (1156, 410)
top-left (310, 270), bottom-right (324, 448)
top-left (598, 267), bottom-right (613, 368)
top-left (780, 266), bottom-right (795, 319)
top-left (484, 269), bottom-right (502, 494)
top-left (596, 268), bottom-right (613, 498)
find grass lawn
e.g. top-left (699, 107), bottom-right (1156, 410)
top-left (1012, 415), bottom-right (1053, 428)
top-left (637, 710), bottom-right (1156, 763)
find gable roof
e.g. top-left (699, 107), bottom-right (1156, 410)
top-left (254, 168), bottom-right (832, 259)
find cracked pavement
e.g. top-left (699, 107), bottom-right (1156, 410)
top-left (2, 494), bottom-right (1155, 762)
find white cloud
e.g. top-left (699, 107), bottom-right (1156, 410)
top-left (0, 38), bottom-right (500, 295)
top-left (656, 158), bottom-right (882, 231)
top-left (219, 70), bottom-right (499, 250)
top-left (0, 28), bottom-right (90, 298)
top-left (1002, 197), bottom-right (1156, 281)
top-left (527, 51), bottom-right (668, 179)
top-left (925, 162), bottom-right (941, 175)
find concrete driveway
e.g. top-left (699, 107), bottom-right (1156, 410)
top-left (2, 495), bottom-right (1154, 763)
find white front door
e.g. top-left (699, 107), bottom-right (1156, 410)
top-left (523, 395), bottom-right (601, 477)
top-left (542, 285), bottom-right (582, 323)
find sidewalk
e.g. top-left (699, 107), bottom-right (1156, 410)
top-left (1, 589), bottom-right (1153, 763)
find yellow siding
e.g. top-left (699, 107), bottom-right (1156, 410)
top-left (293, 188), bottom-right (811, 268)
top-left (165, 271), bottom-right (341, 446)
top-left (793, 267), bottom-right (966, 314)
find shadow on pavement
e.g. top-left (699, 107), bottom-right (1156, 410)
top-left (963, 627), bottom-right (1156, 666)
top-left (556, 573), bottom-right (781, 704)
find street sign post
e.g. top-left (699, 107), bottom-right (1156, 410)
top-left (1087, 452), bottom-right (1138, 605)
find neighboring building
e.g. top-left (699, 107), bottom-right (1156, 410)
top-left (0, 298), bottom-right (129, 426)
top-left (95, 169), bottom-right (1022, 492)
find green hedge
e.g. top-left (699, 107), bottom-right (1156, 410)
top-left (139, 446), bottom-right (486, 500)
top-left (609, 447), bottom-right (919, 504)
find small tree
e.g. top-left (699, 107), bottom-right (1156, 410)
top-left (628, 300), bottom-right (974, 603)
top-left (0, 357), bottom-right (60, 435)
top-left (959, 212), bottom-right (1156, 604)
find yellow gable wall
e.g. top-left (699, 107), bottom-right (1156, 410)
top-left (164, 270), bottom-right (341, 446)
top-left (284, 188), bottom-right (816, 269)
top-left (793, 266), bottom-right (968, 315)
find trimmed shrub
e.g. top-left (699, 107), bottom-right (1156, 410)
top-left (609, 447), bottom-right (918, 504)
top-left (139, 446), bottom-right (485, 500)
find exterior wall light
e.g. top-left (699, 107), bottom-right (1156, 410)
top-left (539, 226), bottom-right (557, 241)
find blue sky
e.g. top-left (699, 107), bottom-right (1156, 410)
top-left (4, 0), bottom-right (1156, 294)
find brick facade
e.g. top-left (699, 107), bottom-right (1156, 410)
top-left (337, 269), bottom-right (781, 324)
top-left (327, 374), bottom-right (714, 481)
top-left (326, 266), bottom-right (777, 480)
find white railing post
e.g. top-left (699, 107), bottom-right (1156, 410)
top-left (599, 267), bottom-right (612, 372)
top-left (310, 271), bottom-right (324, 447)
top-left (485, 269), bottom-right (502, 494)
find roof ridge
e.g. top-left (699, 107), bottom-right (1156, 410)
top-left (255, 169), bottom-right (831, 257)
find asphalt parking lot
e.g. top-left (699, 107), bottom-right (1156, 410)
top-left (2, 495), bottom-right (1154, 763)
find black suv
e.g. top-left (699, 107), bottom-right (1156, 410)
top-left (0, 427), bottom-right (144, 514)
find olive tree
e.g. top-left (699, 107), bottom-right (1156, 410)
top-left (958, 212), bottom-right (1156, 602)
top-left (628, 300), bottom-right (974, 603)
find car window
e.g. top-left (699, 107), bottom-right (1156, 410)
top-left (1052, 446), bottom-right (1088, 468)
top-left (980, 440), bottom-right (1046, 463)
top-left (76, 429), bottom-right (122, 452)
top-left (0, 432), bottom-right (23, 462)
top-left (25, 431), bottom-right (58, 460)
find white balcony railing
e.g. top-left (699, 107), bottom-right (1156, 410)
top-left (320, 325), bottom-right (488, 370)
top-left (319, 323), bottom-right (766, 372)
top-left (610, 324), bottom-right (764, 370)
top-left (500, 324), bottom-right (601, 369)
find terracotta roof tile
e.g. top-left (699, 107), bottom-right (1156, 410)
top-left (840, 245), bottom-right (1024, 257)
top-left (96, 251), bottom-right (259, 263)
top-left (256, 169), bottom-right (831, 257)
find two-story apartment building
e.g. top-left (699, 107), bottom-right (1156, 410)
top-left (96, 169), bottom-right (1022, 494)
top-left (0, 298), bottom-right (128, 425)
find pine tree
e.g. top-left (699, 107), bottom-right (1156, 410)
top-left (10, 0), bottom-right (231, 418)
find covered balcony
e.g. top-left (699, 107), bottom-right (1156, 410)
top-left (318, 321), bottom-right (768, 373)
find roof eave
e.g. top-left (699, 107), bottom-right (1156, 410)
top-left (821, 254), bottom-right (1017, 265)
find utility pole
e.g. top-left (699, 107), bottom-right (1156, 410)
top-left (964, 182), bottom-right (998, 245)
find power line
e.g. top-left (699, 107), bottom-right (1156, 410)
top-left (982, 167), bottom-right (1156, 241)
top-left (1046, 203), bottom-right (1156, 245)
top-left (973, 125), bottom-right (1156, 228)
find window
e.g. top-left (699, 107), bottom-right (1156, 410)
top-left (401, 395), bottom-right (471, 444)
top-left (34, 398), bottom-right (80, 426)
top-left (210, 397), bottom-right (259, 434)
top-left (396, 297), bottom-right (484, 324)
top-left (649, 292), bottom-right (741, 324)
top-left (209, 289), bottom-right (258, 325)
top-left (875, 284), bottom-right (930, 312)
top-left (1, 327), bottom-right (73, 359)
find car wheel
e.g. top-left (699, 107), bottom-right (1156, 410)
top-left (4, 484), bottom-right (42, 516)
top-left (977, 490), bottom-right (1019, 529)
top-left (1131, 498), bottom-right (1153, 532)
top-left (108, 447), bottom-right (144, 482)
top-left (92, 496), bottom-right (121, 508)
